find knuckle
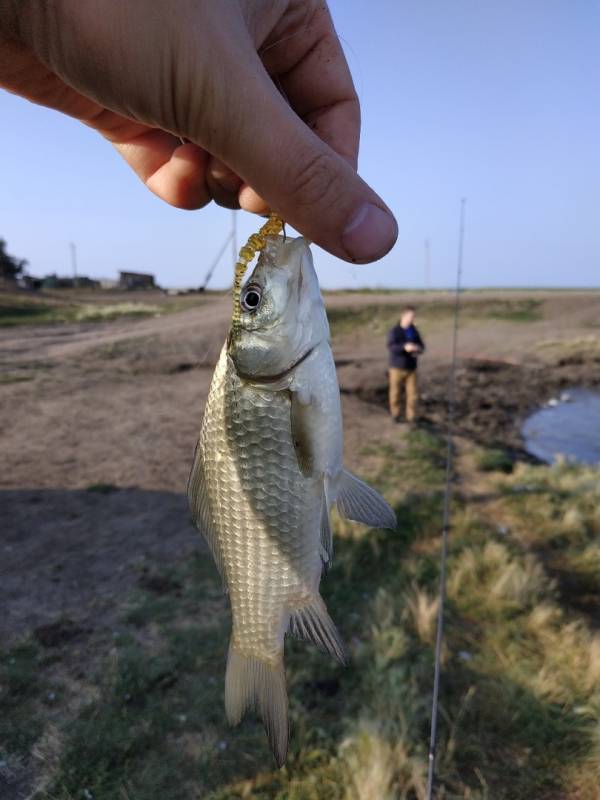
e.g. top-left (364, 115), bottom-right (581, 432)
top-left (286, 149), bottom-right (342, 210)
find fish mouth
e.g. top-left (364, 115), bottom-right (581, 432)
top-left (233, 345), bottom-right (316, 384)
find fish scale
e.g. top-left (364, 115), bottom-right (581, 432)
top-left (200, 347), bottom-right (320, 665)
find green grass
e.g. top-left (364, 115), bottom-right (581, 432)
top-left (0, 640), bottom-right (48, 757)
top-left (361, 428), bottom-right (446, 491)
top-left (0, 301), bottom-right (58, 324)
top-left (476, 447), bottom-right (515, 473)
top-left (0, 291), bottom-right (212, 327)
top-left (327, 298), bottom-right (543, 337)
top-left (86, 482), bottom-right (120, 494)
top-left (2, 433), bottom-right (599, 799)
top-left (484, 298), bottom-right (542, 321)
top-left (0, 299), bottom-right (158, 326)
top-left (0, 372), bottom-right (35, 384)
top-left (0, 358), bottom-right (56, 384)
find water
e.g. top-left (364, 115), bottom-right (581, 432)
top-left (522, 388), bottom-right (600, 465)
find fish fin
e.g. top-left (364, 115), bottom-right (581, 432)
top-left (290, 393), bottom-right (315, 476)
top-left (320, 489), bottom-right (333, 570)
top-left (225, 644), bottom-right (289, 768)
top-left (336, 469), bottom-right (397, 530)
top-left (187, 441), bottom-right (225, 581)
top-left (289, 596), bottom-right (348, 666)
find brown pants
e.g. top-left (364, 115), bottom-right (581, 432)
top-left (389, 368), bottom-right (418, 421)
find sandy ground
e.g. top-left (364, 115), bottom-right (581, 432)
top-left (1, 290), bottom-right (599, 646)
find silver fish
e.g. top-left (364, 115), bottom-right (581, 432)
top-left (188, 235), bottom-right (396, 765)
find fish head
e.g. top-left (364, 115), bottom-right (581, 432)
top-left (228, 235), bottom-right (329, 379)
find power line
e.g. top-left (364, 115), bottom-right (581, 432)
top-left (425, 198), bottom-right (466, 800)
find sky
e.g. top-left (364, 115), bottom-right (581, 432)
top-left (1, 1), bottom-right (599, 289)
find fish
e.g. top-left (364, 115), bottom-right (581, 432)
top-left (188, 234), bottom-right (396, 765)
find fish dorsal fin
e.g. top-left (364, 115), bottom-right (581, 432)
top-left (289, 596), bottom-right (347, 666)
top-left (336, 469), bottom-right (397, 530)
top-left (187, 441), bottom-right (226, 582)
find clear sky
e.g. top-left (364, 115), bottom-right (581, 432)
top-left (1, 1), bottom-right (599, 289)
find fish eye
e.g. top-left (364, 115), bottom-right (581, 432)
top-left (241, 284), bottom-right (262, 312)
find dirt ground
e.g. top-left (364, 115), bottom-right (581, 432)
top-left (1, 290), bottom-right (599, 647)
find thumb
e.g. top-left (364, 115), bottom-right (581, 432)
top-left (208, 68), bottom-right (397, 264)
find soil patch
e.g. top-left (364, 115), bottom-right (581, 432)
top-left (346, 354), bottom-right (600, 454)
top-left (0, 487), bottom-right (201, 645)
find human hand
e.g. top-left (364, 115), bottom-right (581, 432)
top-left (0, 0), bottom-right (397, 263)
top-left (404, 343), bottom-right (417, 353)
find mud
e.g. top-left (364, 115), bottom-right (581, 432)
top-left (345, 354), bottom-right (600, 455)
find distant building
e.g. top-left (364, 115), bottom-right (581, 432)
top-left (74, 276), bottom-right (100, 289)
top-left (41, 273), bottom-right (60, 289)
top-left (119, 271), bottom-right (156, 290)
top-left (40, 274), bottom-right (100, 289)
top-left (17, 275), bottom-right (43, 290)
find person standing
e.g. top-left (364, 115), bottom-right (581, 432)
top-left (387, 306), bottom-right (425, 423)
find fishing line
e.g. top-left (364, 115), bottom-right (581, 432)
top-left (425, 197), bottom-right (466, 800)
top-left (200, 230), bottom-right (234, 291)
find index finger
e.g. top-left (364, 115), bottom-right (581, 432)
top-left (259, 3), bottom-right (360, 169)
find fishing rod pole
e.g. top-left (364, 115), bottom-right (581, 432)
top-left (425, 197), bottom-right (466, 800)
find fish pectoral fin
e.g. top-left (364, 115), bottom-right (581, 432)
top-left (290, 392), bottom-right (316, 476)
top-left (187, 441), bottom-right (225, 582)
top-left (336, 469), bottom-right (397, 531)
top-left (289, 596), bottom-right (348, 666)
top-left (320, 490), bottom-right (333, 569)
top-left (225, 644), bottom-right (289, 768)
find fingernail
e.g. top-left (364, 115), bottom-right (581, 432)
top-left (210, 160), bottom-right (242, 192)
top-left (342, 203), bottom-right (398, 262)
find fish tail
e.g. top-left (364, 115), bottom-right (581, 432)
top-left (289, 595), bottom-right (348, 666)
top-left (225, 642), bottom-right (289, 767)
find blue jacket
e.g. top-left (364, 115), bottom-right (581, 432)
top-left (387, 324), bottom-right (425, 371)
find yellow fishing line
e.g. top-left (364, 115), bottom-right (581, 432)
top-left (230, 212), bottom-right (284, 339)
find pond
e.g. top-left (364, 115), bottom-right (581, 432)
top-left (522, 388), bottom-right (600, 465)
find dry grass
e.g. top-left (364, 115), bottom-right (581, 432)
top-left (339, 721), bottom-right (427, 800)
top-left (72, 302), bottom-right (161, 321)
top-left (448, 540), bottom-right (551, 613)
top-left (499, 461), bottom-right (600, 548)
top-left (406, 588), bottom-right (439, 646)
top-left (536, 335), bottom-right (600, 360)
top-left (0, 288), bottom-right (211, 326)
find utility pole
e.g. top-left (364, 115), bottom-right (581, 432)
top-left (69, 242), bottom-right (78, 281)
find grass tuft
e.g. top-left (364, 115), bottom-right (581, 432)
top-left (328, 298), bottom-right (542, 338)
top-left (477, 447), bottom-right (514, 473)
top-left (86, 482), bottom-right (119, 494)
